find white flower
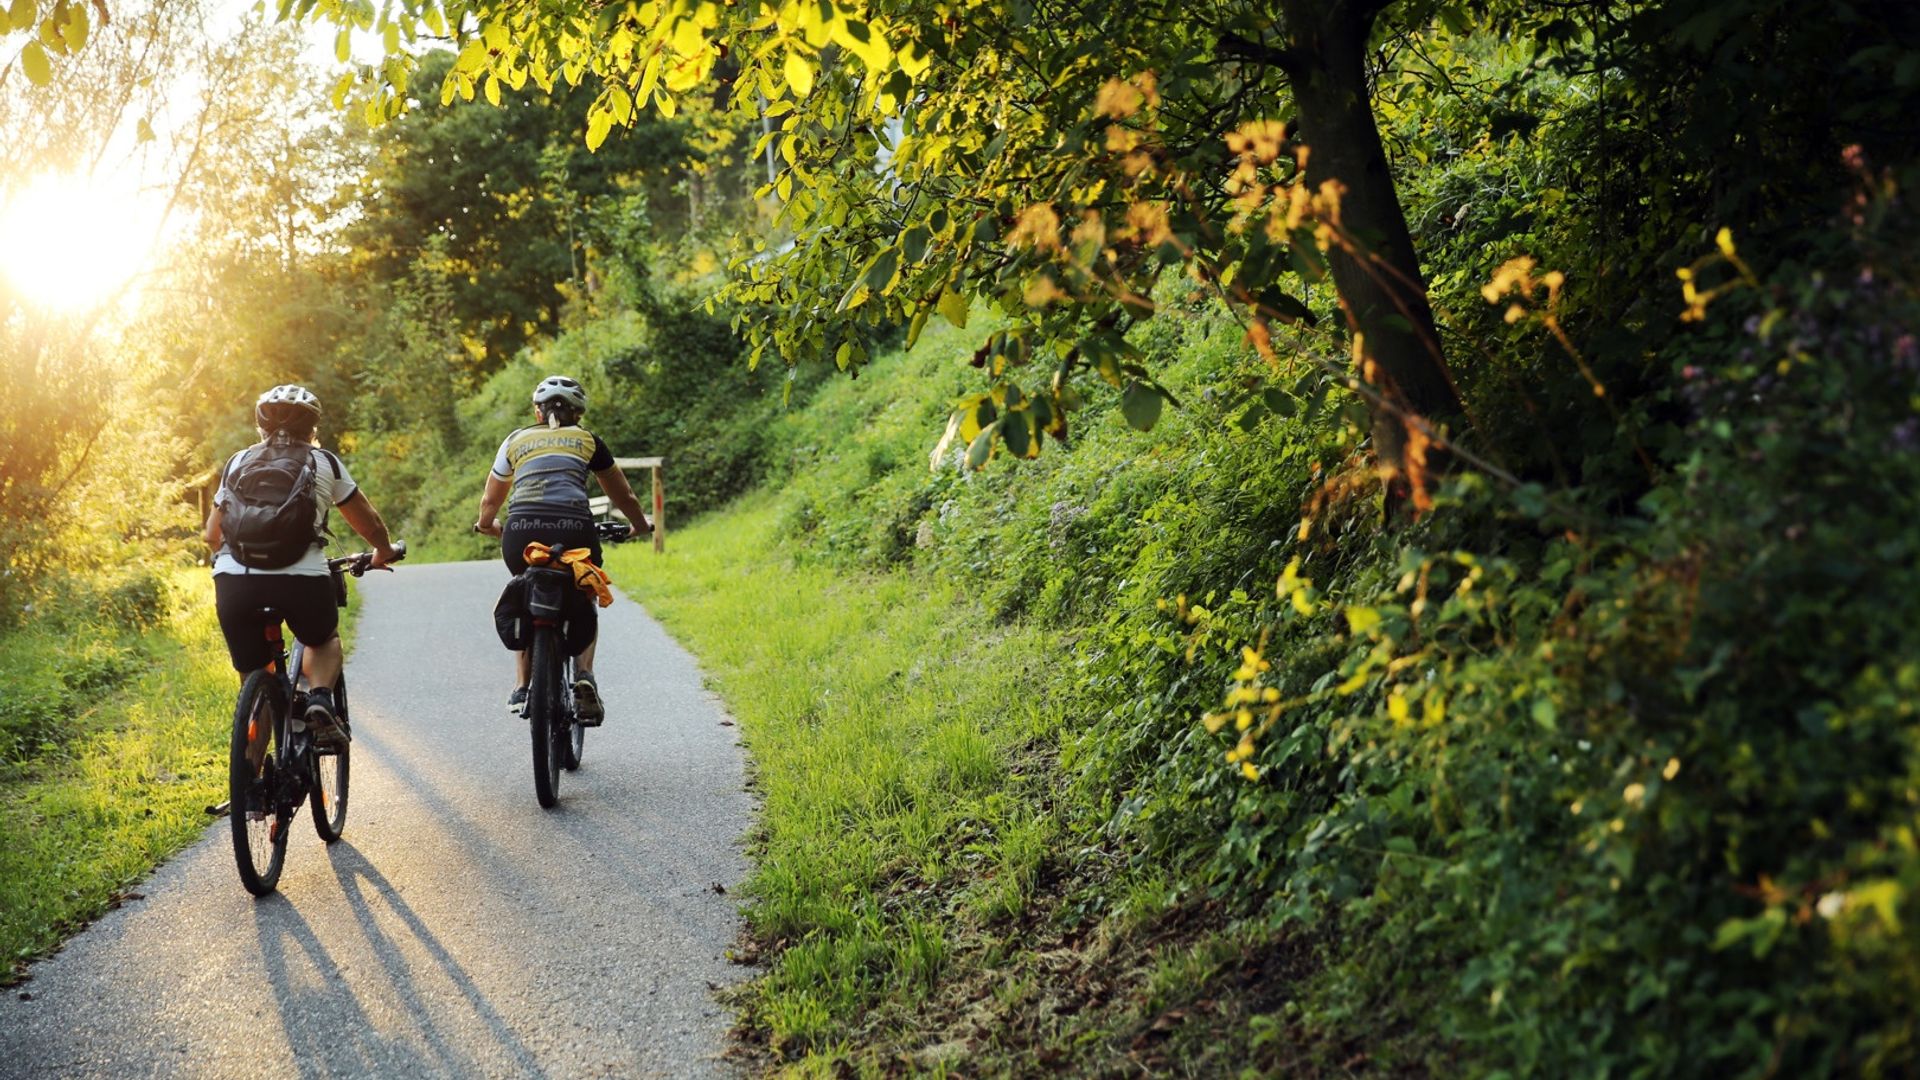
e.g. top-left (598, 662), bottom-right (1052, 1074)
top-left (1817, 892), bottom-right (1845, 920)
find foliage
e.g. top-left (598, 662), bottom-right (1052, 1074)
top-left (0, 571), bottom-right (236, 984)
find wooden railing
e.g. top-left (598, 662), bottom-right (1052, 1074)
top-left (589, 456), bottom-right (665, 553)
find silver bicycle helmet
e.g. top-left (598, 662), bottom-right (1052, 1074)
top-left (255, 384), bottom-right (322, 430)
top-left (531, 375), bottom-right (587, 414)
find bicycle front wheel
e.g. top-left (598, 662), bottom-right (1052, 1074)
top-left (310, 674), bottom-right (349, 842)
top-left (529, 627), bottom-right (562, 809)
top-left (229, 670), bottom-right (290, 896)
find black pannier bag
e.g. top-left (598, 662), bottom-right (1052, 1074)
top-left (494, 570), bottom-right (597, 657)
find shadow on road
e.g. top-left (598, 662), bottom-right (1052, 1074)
top-left (247, 842), bottom-right (545, 1080)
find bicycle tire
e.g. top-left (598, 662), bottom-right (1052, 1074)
top-left (529, 626), bottom-right (562, 808)
top-left (310, 674), bottom-right (350, 842)
top-left (230, 670), bottom-right (290, 896)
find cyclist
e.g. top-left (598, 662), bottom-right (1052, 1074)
top-left (203, 385), bottom-right (400, 744)
top-left (473, 375), bottom-right (652, 720)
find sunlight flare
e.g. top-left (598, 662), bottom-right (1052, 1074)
top-left (0, 173), bottom-right (166, 315)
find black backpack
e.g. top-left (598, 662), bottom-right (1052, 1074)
top-left (220, 437), bottom-right (323, 569)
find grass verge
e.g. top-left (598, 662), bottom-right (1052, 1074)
top-left (0, 567), bottom-right (366, 984)
top-left (605, 496), bottom-right (1339, 1076)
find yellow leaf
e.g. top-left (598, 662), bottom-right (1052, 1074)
top-left (897, 39), bottom-right (930, 79)
top-left (335, 27), bottom-right (351, 63)
top-left (1240, 762), bottom-right (1260, 781)
top-left (670, 17), bottom-right (704, 57)
top-left (1850, 880), bottom-right (1902, 932)
top-left (636, 49), bottom-right (663, 106)
top-left (1387, 693), bottom-right (1410, 724)
top-left (1346, 606), bottom-right (1381, 635)
top-left (657, 91), bottom-right (677, 118)
top-left (784, 50), bottom-right (814, 97)
top-left (586, 110), bottom-right (613, 151)
top-left (484, 73), bottom-right (501, 106)
top-left (1715, 227), bottom-right (1736, 258)
top-left (936, 288), bottom-right (968, 328)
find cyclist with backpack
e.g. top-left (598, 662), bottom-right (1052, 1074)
top-left (203, 385), bottom-right (400, 744)
top-left (473, 376), bottom-right (652, 720)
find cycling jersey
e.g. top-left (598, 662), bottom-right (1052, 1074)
top-left (491, 425), bottom-right (614, 518)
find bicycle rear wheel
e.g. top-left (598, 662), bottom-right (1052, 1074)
top-left (310, 673), bottom-right (349, 842)
top-left (229, 670), bottom-right (290, 896)
top-left (529, 627), bottom-right (562, 808)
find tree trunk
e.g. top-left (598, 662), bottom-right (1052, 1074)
top-left (1277, 0), bottom-right (1462, 503)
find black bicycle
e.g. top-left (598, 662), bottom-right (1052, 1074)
top-left (228, 543), bottom-right (405, 896)
top-left (524, 520), bottom-right (633, 809)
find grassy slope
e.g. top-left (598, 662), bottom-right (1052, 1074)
top-left (0, 570), bottom-right (366, 983)
top-left (602, 315), bottom-right (1354, 1075)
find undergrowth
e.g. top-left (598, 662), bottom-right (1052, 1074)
top-left (612, 163), bottom-right (1920, 1076)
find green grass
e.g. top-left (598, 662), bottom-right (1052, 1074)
top-left (0, 570), bottom-right (234, 981)
top-left (606, 496), bottom-right (1066, 1064)
top-left (0, 567), bottom-right (367, 983)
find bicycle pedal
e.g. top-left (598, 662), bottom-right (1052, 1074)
top-left (206, 800), bottom-right (231, 817)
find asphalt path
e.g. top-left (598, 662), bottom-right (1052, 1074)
top-left (0, 560), bottom-right (753, 1079)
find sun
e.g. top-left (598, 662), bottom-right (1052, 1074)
top-left (0, 172), bottom-right (166, 315)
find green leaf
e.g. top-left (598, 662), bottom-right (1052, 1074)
top-left (1290, 240), bottom-right (1327, 283)
top-left (865, 247), bottom-right (900, 293)
top-left (1531, 697), bottom-right (1557, 730)
top-left (20, 40), bottom-right (50, 86)
top-left (1121, 381), bottom-right (1163, 432)
top-left (1261, 289), bottom-right (1317, 326)
top-left (901, 225), bottom-right (930, 264)
top-left (1003, 411), bottom-right (1032, 457)
top-left (966, 423), bottom-right (997, 470)
top-left (905, 308), bottom-right (929, 348)
top-left (1261, 387), bottom-right (1295, 417)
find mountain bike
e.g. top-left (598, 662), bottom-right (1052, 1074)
top-left (524, 520), bottom-right (632, 809)
top-left (228, 543), bottom-right (405, 896)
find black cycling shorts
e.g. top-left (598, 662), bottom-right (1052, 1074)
top-left (213, 573), bottom-right (338, 674)
top-left (500, 514), bottom-right (603, 575)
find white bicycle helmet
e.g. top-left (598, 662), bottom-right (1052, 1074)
top-left (255, 384), bottom-right (321, 429)
top-left (531, 375), bottom-right (587, 414)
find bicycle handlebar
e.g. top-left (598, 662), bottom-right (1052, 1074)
top-left (329, 540), bottom-right (407, 577)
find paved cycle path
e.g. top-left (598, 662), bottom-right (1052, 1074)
top-left (0, 561), bottom-right (753, 1079)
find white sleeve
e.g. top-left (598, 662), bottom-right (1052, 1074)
top-left (491, 434), bottom-right (515, 479)
top-left (317, 449), bottom-right (359, 506)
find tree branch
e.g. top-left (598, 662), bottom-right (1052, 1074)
top-left (1217, 31), bottom-right (1302, 77)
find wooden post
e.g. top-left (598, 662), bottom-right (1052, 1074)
top-left (650, 464), bottom-right (664, 554)
top-left (610, 457), bottom-right (665, 554)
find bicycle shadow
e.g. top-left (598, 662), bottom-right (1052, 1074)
top-left (250, 892), bottom-right (428, 1080)
top-left (325, 840), bottom-right (548, 1078)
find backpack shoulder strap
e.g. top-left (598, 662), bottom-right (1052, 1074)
top-left (316, 448), bottom-right (344, 479)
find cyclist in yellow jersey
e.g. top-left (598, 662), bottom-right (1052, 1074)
top-left (474, 376), bottom-right (652, 718)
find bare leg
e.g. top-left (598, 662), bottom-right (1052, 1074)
top-left (576, 637), bottom-right (597, 676)
top-left (515, 649), bottom-right (529, 687)
top-left (305, 637), bottom-right (343, 688)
